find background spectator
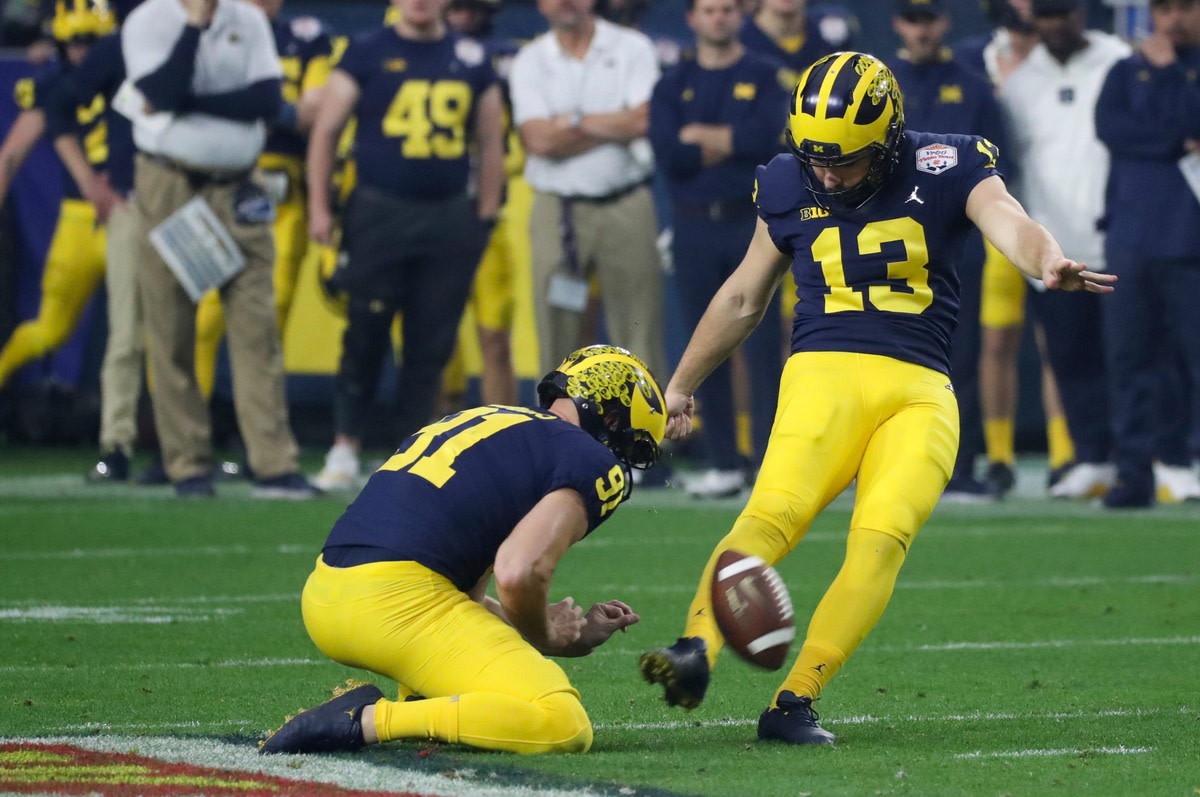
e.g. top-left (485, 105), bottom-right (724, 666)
top-left (123, 0), bottom-right (315, 498)
top-left (510, 0), bottom-right (666, 381)
top-left (1095, 0), bottom-right (1200, 507)
top-left (999, 0), bottom-right (1128, 499)
top-left (649, 0), bottom-right (787, 498)
top-left (307, 0), bottom-right (505, 491)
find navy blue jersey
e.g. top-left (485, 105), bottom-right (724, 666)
top-left (1096, 47), bottom-right (1200, 259)
top-left (754, 130), bottom-right (1001, 374)
top-left (738, 9), bottom-right (848, 77)
top-left (888, 51), bottom-right (1009, 171)
top-left (336, 28), bottom-right (497, 199)
top-left (15, 62), bottom-right (106, 200)
top-left (323, 405), bottom-right (629, 592)
top-left (650, 51), bottom-right (789, 206)
top-left (266, 14), bottom-right (333, 158)
top-left (44, 34), bottom-right (133, 196)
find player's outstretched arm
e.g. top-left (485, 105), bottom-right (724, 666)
top-left (965, 175), bottom-right (1116, 294)
top-left (665, 218), bottom-right (790, 440)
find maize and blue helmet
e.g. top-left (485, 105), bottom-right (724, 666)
top-left (537, 345), bottom-right (666, 470)
top-left (785, 51), bottom-right (905, 211)
top-left (51, 0), bottom-right (115, 43)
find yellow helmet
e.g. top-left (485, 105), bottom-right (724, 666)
top-left (786, 51), bottom-right (905, 210)
top-left (537, 345), bottom-right (666, 470)
top-left (51, 0), bottom-right (115, 42)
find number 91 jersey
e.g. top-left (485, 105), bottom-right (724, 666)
top-left (335, 28), bottom-right (498, 200)
top-left (756, 130), bottom-right (1002, 376)
top-left (323, 406), bottom-right (628, 592)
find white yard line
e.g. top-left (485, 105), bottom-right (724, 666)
top-left (954, 745), bottom-right (1152, 759)
top-left (594, 706), bottom-right (1163, 732)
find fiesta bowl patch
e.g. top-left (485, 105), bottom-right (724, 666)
top-left (915, 144), bottom-right (957, 175)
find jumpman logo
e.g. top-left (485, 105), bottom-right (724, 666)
top-left (905, 186), bottom-right (924, 205)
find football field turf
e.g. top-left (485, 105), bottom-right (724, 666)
top-left (1, 446), bottom-right (1197, 796)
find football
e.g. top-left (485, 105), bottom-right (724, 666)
top-left (710, 549), bottom-right (795, 670)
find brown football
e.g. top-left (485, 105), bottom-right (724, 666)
top-left (710, 549), bottom-right (795, 670)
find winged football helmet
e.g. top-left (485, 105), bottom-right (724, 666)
top-left (537, 345), bottom-right (666, 470)
top-left (786, 51), bottom-right (905, 211)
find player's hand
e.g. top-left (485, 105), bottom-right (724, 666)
top-left (84, 173), bottom-right (119, 225)
top-left (544, 596), bottom-right (585, 651)
top-left (1042, 259), bottom-right (1116, 293)
top-left (578, 599), bottom-right (639, 649)
top-left (184, 0), bottom-right (216, 27)
top-left (309, 206), bottom-right (334, 245)
top-left (664, 388), bottom-right (695, 441)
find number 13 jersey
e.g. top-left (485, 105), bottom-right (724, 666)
top-left (755, 130), bottom-right (1002, 376)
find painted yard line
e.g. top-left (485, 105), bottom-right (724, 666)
top-left (5, 735), bottom-right (628, 797)
top-left (596, 572), bottom-right (1198, 593)
top-left (954, 745), bottom-right (1152, 759)
top-left (0, 604), bottom-right (242, 623)
top-left (6, 633), bottom-right (1198, 672)
top-left (2, 568), bottom-right (1189, 616)
top-left (34, 707), bottom-right (1171, 737)
top-left (7, 544), bottom-right (312, 560)
top-left (889, 635), bottom-right (1200, 652)
top-left (0, 657), bottom-right (326, 674)
top-left (594, 706), bottom-right (1161, 732)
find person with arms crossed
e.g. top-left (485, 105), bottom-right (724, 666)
top-left (308, 0), bottom-right (505, 491)
top-left (509, 0), bottom-right (666, 381)
top-left (649, 0), bottom-right (788, 499)
top-left (122, 0), bottom-right (316, 498)
top-left (957, 0), bottom-right (1079, 499)
top-left (260, 345), bottom-right (665, 756)
top-left (639, 52), bottom-right (1114, 745)
top-left (1095, 0), bottom-right (1200, 506)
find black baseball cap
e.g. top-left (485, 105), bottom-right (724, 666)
top-left (895, 0), bottom-right (945, 18)
top-left (1031, 0), bottom-right (1082, 15)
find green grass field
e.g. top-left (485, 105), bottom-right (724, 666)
top-left (2, 446), bottom-right (1198, 796)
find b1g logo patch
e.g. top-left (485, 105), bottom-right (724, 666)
top-left (916, 144), bottom-right (958, 175)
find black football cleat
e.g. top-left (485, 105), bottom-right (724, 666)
top-left (259, 683), bottom-right (384, 755)
top-left (985, 461), bottom-right (1015, 498)
top-left (87, 449), bottom-right (130, 483)
top-left (639, 636), bottom-right (709, 710)
top-left (757, 691), bottom-right (836, 746)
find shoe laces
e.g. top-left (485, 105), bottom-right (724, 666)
top-left (776, 693), bottom-right (821, 725)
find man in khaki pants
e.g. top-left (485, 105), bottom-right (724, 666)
top-left (122, 0), bottom-right (316, 498)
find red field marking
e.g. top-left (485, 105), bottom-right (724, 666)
top-left (0, 743), bottom-right (436, 797)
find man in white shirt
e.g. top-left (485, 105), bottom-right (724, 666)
top-left (998, 0), bottom-right (1127, 499)
top-left (510, 0), bottom-right (667, 379)
top-left (122, 0), bottom-right (315, 498)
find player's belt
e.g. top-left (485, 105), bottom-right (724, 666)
top-left (140, 153), bottom-right (252, 189)
top-left (558, 178), bottom-right (651, 205)
top-left (674, 198), bottom-right (757, 221)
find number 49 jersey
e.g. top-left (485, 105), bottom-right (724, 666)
top-left (335, 28), bottom-right (498, 200)
top-left (756, 130), bottom-right (1002, 376)
top-left (323, 406), bottom-right (628, 592)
